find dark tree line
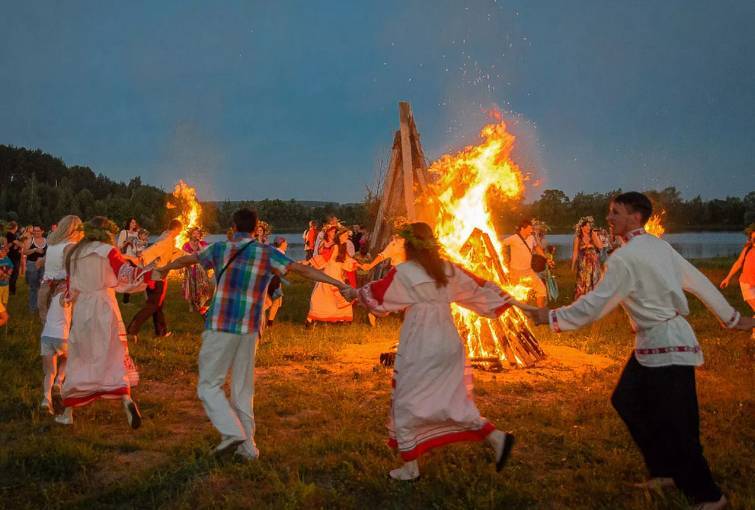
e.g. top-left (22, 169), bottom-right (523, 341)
top-left (1, 146), bottom-right (167, 232)
top-left (2, 145), bottom-right (752, 235)
top-left (491, 187), bottom-right (755, 234)
top-left (201, 198), bottom-right (376, 233)
top-left (0, 145), bottom-right (378, 234)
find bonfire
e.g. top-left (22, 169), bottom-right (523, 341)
top-left (646, 212), bottom-right (665, 237)
top-left (427, 117), bottom-right (544, 369)
top-left (166, 179), bottom-right (202, 248)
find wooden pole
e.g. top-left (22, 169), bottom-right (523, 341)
top-left (369, 137), bottom-right (401, 254)
top-left (399, 102), bottom-right (416, 220)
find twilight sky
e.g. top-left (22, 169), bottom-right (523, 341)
top-left (1, 1), bottom-right (753, 203)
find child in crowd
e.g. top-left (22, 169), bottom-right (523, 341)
top-left (0, 241), bottom-right (13, 307)
top-left (135, 229), bottom-right (150, 259)
top-left (263, 237), bottom-right (288, 331)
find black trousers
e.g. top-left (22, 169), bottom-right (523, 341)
top-left (127, 281), bottom-right (168, 336)
top-left (8, 257), bottom-right (20, 295)
top-left (611, 356), bottom-right (722, 503)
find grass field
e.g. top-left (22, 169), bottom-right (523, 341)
top-left (0, 259), bottom-right (752, 509)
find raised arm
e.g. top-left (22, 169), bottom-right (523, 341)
top-left (536, 257), bottom-right (632, 331)
top-left (675, 251), bottom-right (743, 329)
top-left (287, 262), bottom-right (350, 289)
top-left (449, 265), bottom-right (532, 317)
top-left (720, 245), bottom-right (747, 288)
top-left (157, 254), bottom-right (200, 273)
top-left (591, 230), bottom-right (604, 250)
top-left (360, 252), bottom-right (386, 271)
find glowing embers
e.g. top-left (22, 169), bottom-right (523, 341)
top-left (429, 117), bottom-right (544, 369)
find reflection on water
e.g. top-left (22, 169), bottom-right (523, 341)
top-left (196, 231), bottom-right (747, 262)
top-left (544, 232), bottom-right (745, 260)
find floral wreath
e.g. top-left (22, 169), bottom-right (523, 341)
top-left (78, 218), bottom-right (120, 244)
top-left (532, 219), bottom-right (551, 233)
top-left (256, 220), bottom-right (271, 236)
top-left (574, 216), bottom-right (595, 234)
top-left (397, 224), bottom-right (439, 250)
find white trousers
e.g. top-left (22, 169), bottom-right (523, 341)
top-left (509, 268), bottom-right (547, 298)
top-left (198, 330), bottom-right (258, 455)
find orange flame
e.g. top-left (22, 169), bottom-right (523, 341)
top-left (428, 118), bottom-right (535, 366)
top-left (646, 212), bottom-right (665, 237)
top-left (169, 179), bottom-right (202, 248)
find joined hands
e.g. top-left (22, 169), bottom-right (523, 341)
top-left (339, 285), bottom-right (357, 302)
top-left (522, 306), bottom-right (551, 326)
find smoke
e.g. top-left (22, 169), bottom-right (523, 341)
top-left (153, 119), bottom-right (226, 201)
top-left (428, 97), bottom-right (548, 202)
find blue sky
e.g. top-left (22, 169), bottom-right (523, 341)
top-left (1, 1), bottom-right (753, 202)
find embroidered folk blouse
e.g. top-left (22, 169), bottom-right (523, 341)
top-left (549, 228), bottom-right (740, 367)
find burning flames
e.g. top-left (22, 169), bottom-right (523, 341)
top-left (645, 212), bottom-right (665, 237)
top-left (167, 179), bottom-right (202, 248)
top-left (428, 118), bottom-right (542, 368)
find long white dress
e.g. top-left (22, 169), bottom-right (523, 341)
top-left (357, 260), bottom-right (513, 460)
top-left (62, 242), bottom-right (152, 408)
top-left (307, 245), bottom-right (356, 323)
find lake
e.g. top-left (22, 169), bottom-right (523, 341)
top-left (195, 231), bottom-right (747, 262)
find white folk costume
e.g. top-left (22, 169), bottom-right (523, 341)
top-left (548, 228), bottom-right (740, 504)
top-left (307, 245), bottom-right (356, 323)
top-left (39, 241), bottom-right (75, 408)
top-left (40, 242), bottom-right (74, 350)
top-left (357, 260), bottom-right (513, 461)
top-left (62, 242), bottom-right (153, 408)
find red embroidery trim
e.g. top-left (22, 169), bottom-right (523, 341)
top-left (388, 422), bottom-right (495, 461)
top-left (493, 303), bottom-right (512, 316)
top-left (369, 267), bottom-right (397, 305)
top-left (62, 386), bottom-right (130, 408)
top-left (622, 228), bottom-right (647, 242)
top-left (550, 310), bottom-right (561, 333)
top-left (635, 345), bottom-right (701, 355)
top-left (107, 248), bottom-right (127, 274)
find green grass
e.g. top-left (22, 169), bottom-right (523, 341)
top-left (0, 260), bottom-right (752, 509)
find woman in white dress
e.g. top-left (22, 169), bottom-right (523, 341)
top-left (55, 217), bottom-right (159, 428)
top-left (346, 223), bottom-right (529, 480)
top-left (305, 227), bottom-right (357, 326)
top-left (38, 215), bottom-right (83, 414)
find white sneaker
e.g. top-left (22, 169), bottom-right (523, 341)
top-left (40, 398), bottom-right (54, 415)
top-left (389, 460), bottom-right (420, 481)
top-left (234, 442), bottom-right (259, 462)
top-left (213, 436), bottom-right (245, 457)
top-left (54, 408), bottom-right (73, 425)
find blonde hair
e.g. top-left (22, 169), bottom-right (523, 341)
top-left (47, 215), bottom-right (83, 245)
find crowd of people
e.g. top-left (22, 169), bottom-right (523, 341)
top-left (0, 191), bottom-right (753, 509)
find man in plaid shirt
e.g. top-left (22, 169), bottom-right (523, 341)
top-left (159, 208), bottom-right (350, 460)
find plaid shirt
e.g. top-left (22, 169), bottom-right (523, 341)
top-left (197, 234), bottom-right (293, 335)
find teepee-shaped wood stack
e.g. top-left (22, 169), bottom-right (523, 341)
top-left (369, 102), bottom-right (434, 254)
top-left (369, 102), bottom-right (544, 370)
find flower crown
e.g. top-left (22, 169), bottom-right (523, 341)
top-left (575, 216), bottom-right (595, 234)
top-left (397, 225), bottom-right (439, 250)
top-left (78, 219), bottom-right (119, 244)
